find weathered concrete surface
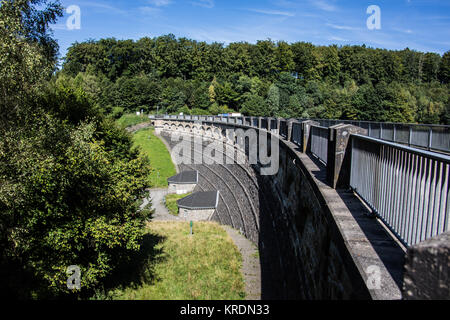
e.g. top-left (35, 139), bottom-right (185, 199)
top-left (403, 231), bottom-right (450, 300)
top-left (257, 138), bottom-right (404, 300)
top-left (168, 183), bottom-right (197, 195)
top-left (155, 119), bottom-right (405, 300)
top-left (326, 124), bottom-right (367, 188)
top-left (179, 207), bottom-right (216, 221)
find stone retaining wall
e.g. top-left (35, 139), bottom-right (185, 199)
top-left (157, 123), bottom-right (404, 300)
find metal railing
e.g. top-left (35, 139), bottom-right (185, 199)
top-left (350, 134), bottom-right (450, 246)
top-left (291, 122), bottom-right (303, 147)
top-left (270, 119), bottom-right (278, 130)
top-left (261, 118), bottom-right (268, 130)
top-left (310, 125), bottom-right (329, 165)
top-left (152, 114), bottom-right (450, 245)
top-left (280, 120), bottom-right (288, 138)
top-left (304, 118), bottom-right (450, 154)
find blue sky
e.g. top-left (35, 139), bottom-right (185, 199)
top-left (51, 0), bottom-right (450, 59)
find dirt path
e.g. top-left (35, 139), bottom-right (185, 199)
top-left (222, 225), bottom-right (261, 300)
top-left (142, 188), bottom-right (181, 221)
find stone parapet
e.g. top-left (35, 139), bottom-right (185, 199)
top-left (403, 231), bottom-right (450, 300)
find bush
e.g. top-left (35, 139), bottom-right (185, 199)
top-left (111, 106), bottom-right (125, 119)
top-left (0, 116), bottom-right (151, 298)
top-left (115, 113), bottom-right (149, 129)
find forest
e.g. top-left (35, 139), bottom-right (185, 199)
top-left (61, 34), bottom-right (450, 124)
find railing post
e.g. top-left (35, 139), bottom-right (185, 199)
top-left (327, 124), bottom-right (367, 189)
top-left (301, 120), bottom-right (320, 153)
top-left (287, 119), bottom-right (296, 142)
top-left (428, 127), bottom-right (433, 151)
top-left (408, 126), bottom-right (413, 146)
top-left (268, 117), bottom-right (278, 135)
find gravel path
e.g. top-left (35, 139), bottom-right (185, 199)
top-left (222, 225), bottom-right (261, 300)
top-left (142, 188), bottom-right (181, 221)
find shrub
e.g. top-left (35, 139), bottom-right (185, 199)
top-left (0, 116), bottom-right (151, 298)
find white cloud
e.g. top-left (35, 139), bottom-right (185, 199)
top-left (329, 36), bottom-right (349, 41)
top-left (312, 0), bottom-right (337, 12)
top-left (191, 0), bottom-right (215, 9)
top-left (75, 1), bottom-right (127, 15)
top-left (326, 23), bottom-right (359, 31)
top-left (248, 8), bottom-right (295, 17)
top-left (139, 6), bottom-right (162, 15)
top-left (147, 0), bottom-right (172, 7)
top-left (392, 28), bottom-right (414, 34)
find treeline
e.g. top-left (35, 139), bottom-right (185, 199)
top-left (62, 34), bottom-right (450, 124)
top-left (0, 0), bottom-right (152, 299)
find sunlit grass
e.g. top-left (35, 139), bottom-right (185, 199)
top-left (132, 127), bottom-right (176, 188)
top-left (107, 221), bottom-right (245, 300)
top-left (116, 113), bottom-right (149, 129)
top-left (164, 193), bottom-right (192, 216)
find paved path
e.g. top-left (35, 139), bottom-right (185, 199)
top-left (142, 188), bottom-right (181, 221)
top-left (222, 225), bottom-right (261, 300)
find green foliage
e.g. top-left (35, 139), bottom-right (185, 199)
top-left (0, 1), bottom-right (153, 299)
top-left (208, 103), bottom-right (234, 115)
top-left (131, 128), bottom-right (177, 188)
top-left (0, 117), bottom-right (151, 298)
top-left (240, 94), bottom-right (268, 117)
top-left (105, 221), bottom-right (245, 300)
top-left (115, 113), bottom-right (149, 129)
top-left (266, 84), bottom-right (280, 117)
top-left (0, 0), bottom-right (63, 126)
top-left (438, 51), bottom-right (450, 84)
top-left (164, 193), bottom-right (192, 216)
top-left (60, 35), bottom-right (449, 125)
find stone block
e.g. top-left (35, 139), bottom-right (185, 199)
top-left (403, 231), bottom-right (450, 300)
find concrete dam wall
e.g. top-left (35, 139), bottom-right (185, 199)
top-left (154, 119), bottom-right (404, 300)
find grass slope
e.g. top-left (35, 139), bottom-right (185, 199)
top-left (165, 193), bottom-right (192, 216)
top-left (108, 221), bottom-right (245, 300)
top-left (115, 114), bottom-right (149, 129)
top-left (132, 127), bottom-right (176, 188)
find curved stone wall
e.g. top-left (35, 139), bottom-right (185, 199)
top-left (161, 132), bottom-right (260, 244)
top-left (154, 119), bottom-right (404, 300)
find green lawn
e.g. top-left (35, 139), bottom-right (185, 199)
top-left (116, 113), bottom-right (150, 129)
top-left (164, 193), bottom-right (192, 216)
top-left (105, 221), bottom-right (245, 300)
top-left (132, 127), bottom-right (176, 188)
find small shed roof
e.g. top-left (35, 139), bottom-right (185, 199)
top-left (177, 191), bottom-right (219, 210)
top-left (167, 171), bottom-right (198, 184)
